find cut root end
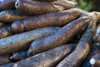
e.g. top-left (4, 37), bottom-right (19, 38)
top-left (90, 58), bottom-right (96, 65)
top-left (15, 1), bottom-right (18, 8)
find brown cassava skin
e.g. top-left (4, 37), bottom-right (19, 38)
top-left (13, 44), bottom-right (76, 67)
top-left (77, 8), bottom-right (89, 17)
top-left (0, 10), bottom-right (29, 22)
top-left (11, 8), bottom-right (82, 33)
top-left (15, 0), bottom-right (64, 15)
top-left (73, 24), bottom-right (88, 42)
top-left (56, 18), bottom-right (96, 67)
top-left (52, 0), bottom-right (77, 10)
top-left (0, 63), bottom-right (14, 67)
top-left (81, 43), bottom-right (100, 67)
top-left (0, 55), bottom-right (11, 65)
top-left (10, 51), bottom-right (28, 61)
top-left (89, 12), bottom-right (100, 22)
top-left (67, 25), bottom-right (88, 43)
top-left (73, 8), bottom-right (89, 40)
top-left (94, 24), bottom-right (100, 43)
top-left (57, 12), bottom-right (100, 67)
top-left (34, 0), bottom-right (57, 2)
top-left (78, 9), bottom-right (100, 20)
top-left (79, 12), bottom-right (100, 41)
top-left (0, 27), bottom-right (60, 55)
top-left (0, 26), bottom-right (14, 39)
top-left (35, 0), bottom-right (71, 2)
top-left (90, 53), bottom-right (100, 67)
top-left (0, 22), bottom-right (4, 28)
top-left (40, 0), bottom-right (57, 2)
top-left (28, 16), bottom-right (92, 56)
top-left (69, 8), bottom-right (89, 41)
top-left (0, 0), bottom-right (16, 12)
top-left (57, 0), bottom-right (72, 1)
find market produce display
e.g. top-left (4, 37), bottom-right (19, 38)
top-left (0, 0), bottom-right (100, 67)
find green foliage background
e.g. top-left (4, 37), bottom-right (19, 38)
top-left (72, 0), bottom-right (99, 12)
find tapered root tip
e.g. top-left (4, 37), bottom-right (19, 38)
top-left (9, 56), bottom-right (14, 60)
top-left (10, 55), bottom-right (18, 61)
top-left (28, 48), bottom-right (33, 56)
top-left (15, 2), bottom-right (18, 7)
top-left (11, 20), bottom-right (25, 33)
top-left (54, 5), bottom-right (64, 11)
top-left (90, 58), bottom-right (95, 65)
top-left (15, 0), bottom-right (20, 8)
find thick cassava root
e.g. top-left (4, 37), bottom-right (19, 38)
top-left (0, 0), bottom-right (16, 11)
top-left (28, 16), bottom-right (92, 56)
top-left (15, 0), bottom-right (64, 15)
top-left (11, 8), bottom-right (82, 33)
top-left (1, 44), bottom-right (76, 67)
top-left (0, 27), bottom-right (60, 55)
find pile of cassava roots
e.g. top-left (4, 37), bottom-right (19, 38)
top-left (0, 0), bottom-right (100, 67)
